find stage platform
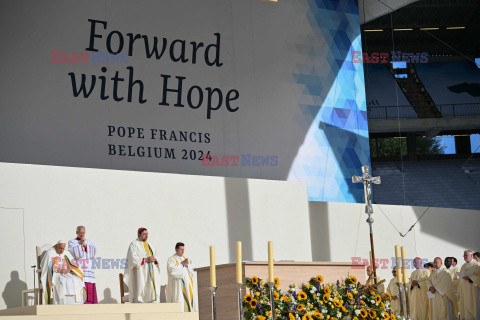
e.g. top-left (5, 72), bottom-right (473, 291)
top-left (0, 304), bottom-right (199, 320)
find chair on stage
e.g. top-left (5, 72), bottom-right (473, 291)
top-left (119, 273), bottom-right (129, 303)
top-left (21, 246), bottom-right (46, 306)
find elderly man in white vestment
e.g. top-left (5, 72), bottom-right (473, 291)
top-left (124, 227), bottom-right (161, 303)
top-left (457, 250), bottom-right (480, 320)
top-left (167, 242), bottom-right (198, 312)
top-left (387, 267), bottom-right (406, 315)
top-left (409, 257), bottom-right (430, 320)
top-left (428, 257), bottom-right (455, 320)
top-left (40, 240), bottom-right (85, 304)
top-left (68, 225), bottom-right (98, 304)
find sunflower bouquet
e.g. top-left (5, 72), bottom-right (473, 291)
top-left (243, 275), bottom-right (396, 320)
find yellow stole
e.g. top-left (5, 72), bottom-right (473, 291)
top-left (174, 256), bottom-right (194, 312)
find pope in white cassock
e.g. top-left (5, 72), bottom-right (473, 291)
top-left (40, 240), bottom-right (85, 304)
top-left (166, 242), bottom-right (198, 312)
top-left (124, 228), bottom-right (161, 303)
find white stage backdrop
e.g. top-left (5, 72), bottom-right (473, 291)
top-left (0, 0), bottom-right (369, 203)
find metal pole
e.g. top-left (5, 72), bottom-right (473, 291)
top-left (404, 284), bottom-right (410, 319)
top-left (236, 283), bottom-right (243, 320)
top-left (367, 214), bottom-right (378, 284)
top-left (398, 282), bottom-right (406, 320)
top-left (268, 282), bottom-right (276, 320)
top-left (209, 286), bottom-right (218, 320)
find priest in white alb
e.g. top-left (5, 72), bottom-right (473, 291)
top-left (68, 225), bottom-right (98, 304)
top-left (427, 257), bottom-right (455, 320)
top-left (387, 266), bottom-right (405, 315)
top-left (124, 227), bottom-right (161, 303)
top-left (457, 250), bottom-right (480, 320)
top-left (167, 242), bottom-right (197, 312)
top-left (40, 240), bottom-right (85, 304)
top-left (409, 257), bottom-right (430, 320)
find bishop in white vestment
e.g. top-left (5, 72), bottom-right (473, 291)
top-left (166, 242), bottom-right (198, 312)
top-left (124, 228), bottom-right (161, 303)
top-left (40, 240), bottom-right (85, 304)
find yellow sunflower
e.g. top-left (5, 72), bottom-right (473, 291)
top-left (383, 293), bottom-right (392, 301)
top-left (274, 277), bottom-right (280, 288)
top-left (375, 295), bottom-right (382, 303)
top-left (316, 275), bottom-right (324, 283)
top-left (354, 317), bottom-right (359, 320)
top-left (251, 277), bottom-right (259, 285)
top-left (359, 308), bottom-right (368, 318)
top-left (324, 286), bottom-right (331, 295)
top-left (369, 291), bottom-right (376, 296)
top-left (257, 316), bottom-right (266, 320)
top-left (381, 312), bottom-right (390, 320)
top-left (380, 302), bottom-right (385, 309)
top-left (298, 292), bottom-right (308, 300)
top-left (314, 312), bottom-right (323, 319)
top-left (289, 313), bottom-right (296, 320)
top-left (368, 310), bottom-right (377, 319)
top-left (250, 299), bottom-right (258, 308)
top-left (350, 275), bottom-right (358, 284)
top-left (255, 292), bottom-right (260, 297)
top-left (361, 300), bottom-right (366, 306)
top-left (244, 294), bottom-right (252, 303)
top-left (266, 311), bottom-right (271, 317)
top-left (282, 296), bottom-right (291, 303)
top-left (333, 298), bottom-right (342, 308)
top-left (342, 306), bottom-right (348, 313)
top-left (391, 314), bottom-right (397, 320)
top-left (347, 292), bottom-right (354, 300)
top-left (273, 291), bottom-right (279, 300)
top-left (297, 304), bottom-right (305, 312)
top-left (323, 294), bottom-right (330, 303)
top-left (303, 314), bottom-right (313, 320)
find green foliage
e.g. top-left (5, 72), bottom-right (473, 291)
top-left (370, 136), bottom-right (446, 158)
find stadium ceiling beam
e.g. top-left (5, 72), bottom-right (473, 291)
top-left (359, 0), bottom-right (419, 24)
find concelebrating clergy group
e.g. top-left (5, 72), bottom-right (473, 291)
top-left (39, 226), bottom-right (197, 312)
top-left (366, 252), bottom-right (480, 320)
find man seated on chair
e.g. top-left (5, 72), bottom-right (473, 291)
top-left (40, 240), bottom-right (85, 304)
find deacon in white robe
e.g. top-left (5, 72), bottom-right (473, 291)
top-left (427, 257), bottom-right (456, 320)
top-left (457, 250), bottom-right (480, 320)
top-left (68, 225), bottom-right (98, 304)
top-left (40, 240), bottom-right (85, 304)
top-left (124, 227), bottom-right (161, 303)
top-left (409, 257), bottom-right (430, 320)
top-left (166, 242), bottom-right (198, 312)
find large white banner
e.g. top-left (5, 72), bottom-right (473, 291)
top-left (0, 0), bottom-right (369, 202)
